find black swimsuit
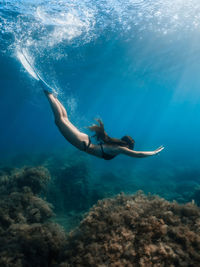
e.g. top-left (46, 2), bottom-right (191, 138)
top-left (83, 137), bottom-right (91, 151)
top-left (83, 138), bottom-right (116, 160)
top-left (100, 143), bottom-right (116, 160)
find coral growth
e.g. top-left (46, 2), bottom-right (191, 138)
top-left (0, 166), bottom-right (66, 267)
top-left (61, 192), bottom-right (200, 266)
top-left (1, 164), bottom-right (200, 266)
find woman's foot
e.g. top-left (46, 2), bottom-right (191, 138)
top-left (44, 89), bottom-right (58, 100)
top-left (43, 89), bottom-right (52, 96)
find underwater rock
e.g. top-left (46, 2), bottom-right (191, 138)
top-left (61, 191), bottom-right (200, 267)
top-left (14, 166), bottom-right (51, 194)
top-left (0, 222), bottom-right (66, 267)
top-left (0, 166), bottom-right (66, 267)
top-left (0, 166), bottom-right (50, 195)
top-left (1, 165), bottom-right (200, 266)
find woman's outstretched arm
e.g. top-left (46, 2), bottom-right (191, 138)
top-left (118, 145), bottom-right (164, 158)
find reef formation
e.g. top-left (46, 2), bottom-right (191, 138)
top-left (61, 192), bottom-right (200, 267)
top-left (0, 167), bottom-right (66, 267)
top-left (0, 165), bottom-right (200, 267)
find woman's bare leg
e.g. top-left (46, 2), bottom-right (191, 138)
top-left (54, 97), bottom-right (68, 119)
top-left (44, 90), bottom-right (90, 146)
top-left (39, 77), bottom-right (67, 118)
top-left (44, 90), bottom-right (63, 123)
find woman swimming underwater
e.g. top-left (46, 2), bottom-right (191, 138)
top-left (43, 85), bottom-right (164, 160)
top-left (18, 51), bottom-right (164, 160)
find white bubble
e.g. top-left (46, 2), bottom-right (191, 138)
top-left (66, 97), bottom-right (78, 115)
top-left (2, 0), bottom-right (200, 89)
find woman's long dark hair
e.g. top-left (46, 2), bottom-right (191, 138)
top-left (88, 119), bottom-right (135, 149)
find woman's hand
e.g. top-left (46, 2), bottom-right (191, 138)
top-left (153, 145), bottom-right (164, 155)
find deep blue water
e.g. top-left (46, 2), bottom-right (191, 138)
top-left (1, 0), bottom-right (200, 201)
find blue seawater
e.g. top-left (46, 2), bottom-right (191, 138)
top-left (1, 0), bottom-right (200, 203)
